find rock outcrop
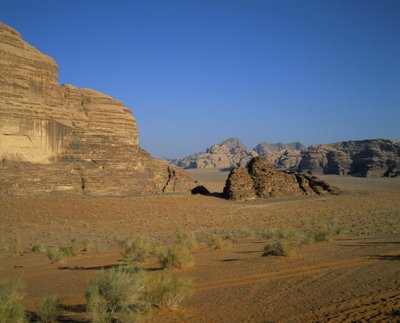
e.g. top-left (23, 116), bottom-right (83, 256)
top-left (172, 138), bottom-right (258, 169)
top-left (253, 141), bottom-right (305, 170)
top-left (298, 139), bottom-right (400, 177)
top-left (223, 157), bottom-right (340, 200)
top-left (170, 138), bottom-right (305, 170)
top-left (0, 22), bottom-right (192, 195)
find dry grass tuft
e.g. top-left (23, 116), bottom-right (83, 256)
top-left (206, 233), bottom-right (231, 250)
top-left (36, 294), bottom-right (59, 323)
top-left (141, 273), bottom-right (193, 309)
top-left (0, 280), bottom-right (26, 323)
top-left (118, 234), bottom-right (152, 262)
top-left (85, 266), bottom-right (145, 322)
top-left (176, 231), bottom-right (198, 250)
top-left (155, 244), bottom-right (194, 270)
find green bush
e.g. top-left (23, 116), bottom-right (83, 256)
top-left (119, 234), bottom-right (152, 262)
top-left (36, 295), bottom-right (59, 323)
top-left (142, 273), bottom-right (193, 309)
top-left (176, 231), bottom-right (197, 250)
top-left (86, 267), bottom-right (145, 322)
top-left (156, 244), bottom-right (194, 270)
top-left (0, 280), bottom-right (26, 323)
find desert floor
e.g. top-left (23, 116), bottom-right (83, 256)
top-left (1, 170), bottom-right (400, 322)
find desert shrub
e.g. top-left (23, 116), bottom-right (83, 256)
top-left (119, 234), bottom-right (152, 262)
top-left (263, 238), bottom-right (300, 257)
top-left (231, 228), bottom-right (255, 241)
top-left (235, 228), bottom-right (255, 239)
top-left (28, 242), bottom-right (44, 253)
top-left (36, 294), bottom-right (59, 323)
top-left (206, 233), bottom-right (231, 250)
top-left (8, 235), bottom-right (23, 256)
top-left (86, 267), bottom-right (145, 322)
top-left (59, 243), bottom-right (81, 257)
top-left (142, 273), bottom-right (193, 309)
top-left (312, 221), bottom-right (343, 242)
top-left (0, 280), bottom-right (26, 323)
top-left (156, 244), bottom-right (194, 270)
top-left (46, 247), bottom-right (67, 263)
top-left (262, 228), bottom-right (279, 240)
top-left (176, 231), bottom-right (197, 250)
top-left (82, 239), bottom-right (94, 252)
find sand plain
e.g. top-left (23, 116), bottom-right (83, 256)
top-left (0, 170), bottom-right (399, 322)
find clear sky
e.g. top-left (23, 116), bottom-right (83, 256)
top-left (1, 0), bottom-right (399, 158)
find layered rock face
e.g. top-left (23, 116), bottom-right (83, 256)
top-left (223, 157), bottom-right (339, 200)
top-left (299, 139), bottom-right (400, 177)
top-left (170, 138), bottom-right (304, 170)
top-left (172, 138), bottom-right (258, 169)
top-left (0, 22), bottom-right (192, 195)
top-left (253, 141), bottom-right (305, 170)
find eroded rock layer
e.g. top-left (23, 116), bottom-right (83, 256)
top-left (169, 138), bottom-right (304, 170)
top-left (0, 22), bottom-right (192, 195)
top-left (298, 139), bottom-right (400, 177)
top-left (223, 157), bottom-right (339, 200)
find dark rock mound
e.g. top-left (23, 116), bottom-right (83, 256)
top-left (223, 157), bottom-right (340, 201)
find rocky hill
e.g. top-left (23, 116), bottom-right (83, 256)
top-left (223, 157), bottom-right (340, 200)
top-left (298, 139), bottom-right (400, 177)
top-left (171, 138), bottom-right (304, 170)
top-left (0, 22), bottom-right (192, 195)
top-left (253, 141), bottom-right (305, 170)
top-left (172, 138), bottom-right (258, 169)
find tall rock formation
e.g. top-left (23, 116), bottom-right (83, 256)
top-left (0, 22), bottom-right (192, 195)
top-left (223, 157), bottom-right (340, 201)
top-left (253, 141), bottom-right (305, 170)
top-left (298, 139), bottom-right (400, 177)
top-left (172, 137), bottom-right (258, 169)
top-left (169, 138), bottom-right (305, 170)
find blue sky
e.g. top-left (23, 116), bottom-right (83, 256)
top-left (1, 0), bottom-right (399, 158)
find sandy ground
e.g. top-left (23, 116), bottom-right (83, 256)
top-left (0, 171), bottom-right (400, 322)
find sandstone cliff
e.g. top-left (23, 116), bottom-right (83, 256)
top-left (172, 138), bottom-right (258, 169)
top-left (223, 157), bottom-right (340, 201)
top-left (298, 139), bottom-right (400, 177)
top-left (170, 138), bottom-right (305, 170)
top-left (0, 22), bottom-right (192, 195)
top-left (253, 141), bottom-right (305, 170)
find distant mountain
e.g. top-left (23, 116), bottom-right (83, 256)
top-left (254, 141), bottom-right (305, 155)
top-left (169, 137), bottom-right (400, 177)
top-left (299, 139), bottom-right (400, 177)
top-left (171, 137), bottom-right (258, 169)
top-left (253, 141), bottom-right (305, 170)
top-left (169, 138), bottom-right (304, 170)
